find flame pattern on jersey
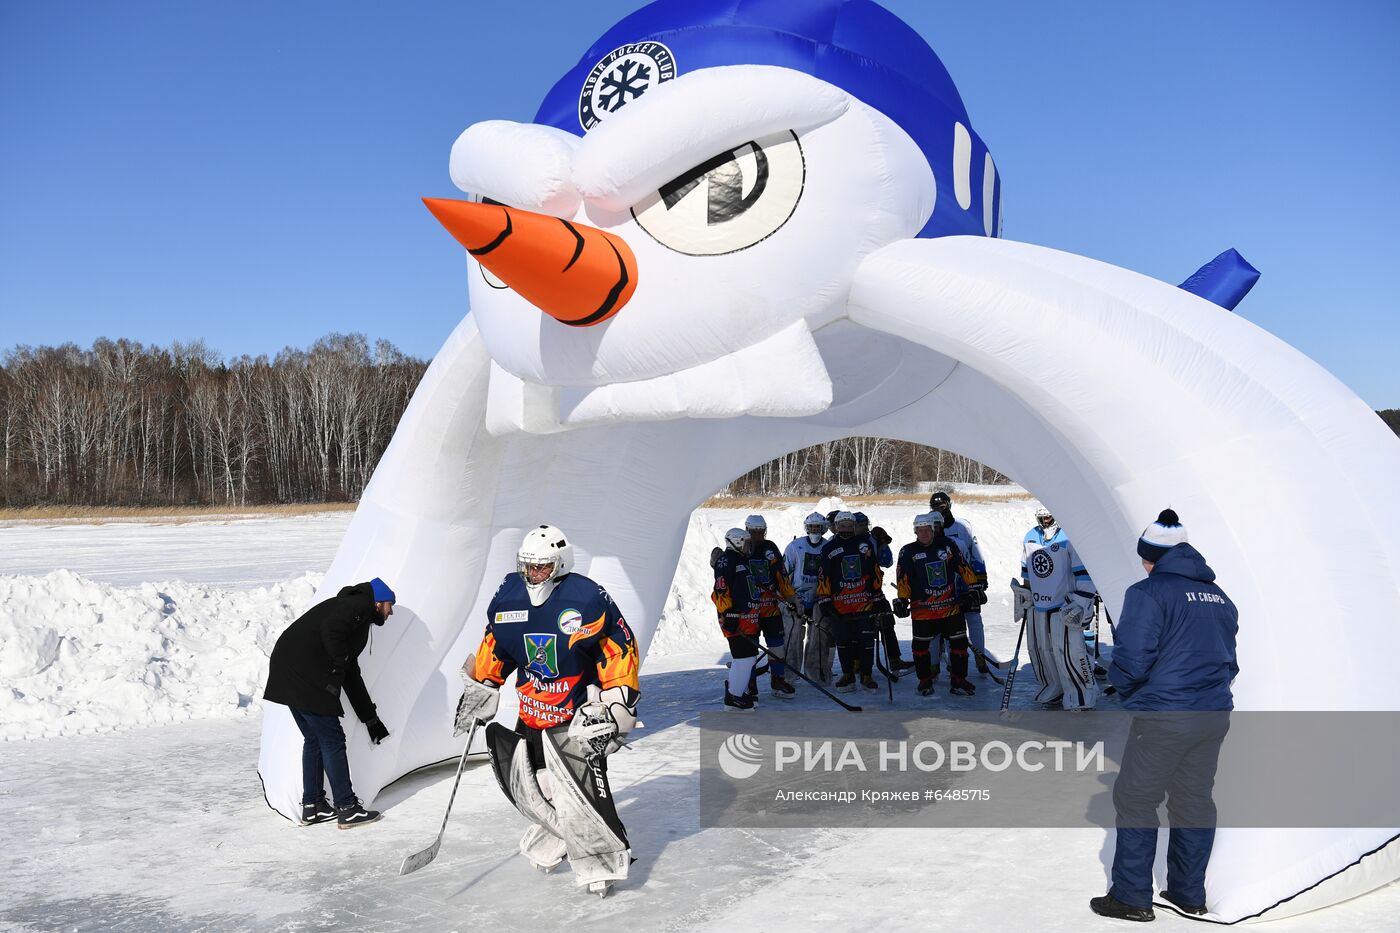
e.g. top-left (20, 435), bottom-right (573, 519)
top-left (712, 549), bottom-right (761, 635)
top-left (814, 535), bottom-right (884, 615)
top-left (896, 535), bottom-right (981, 620)
top-left (471, 571), bottom-right (639, 730)
top-left (748, 539), bottom-right (797, 617)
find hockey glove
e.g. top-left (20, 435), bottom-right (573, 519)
top-left (892, 597), bottom-right (911, 618)
top-left (871, 526), bottom-right (892, 547)
top-left (1064, 592), bottom-right (1095, 629)
top-left (453, 656), bottom-right (501, 735)
top-left (1010, 579), bottom-right (1032, 620)
top-left (569, 685), bottom-right (637, 757)
top-left (960, 591), bottom-right (983, 613)
top-left (366, 718), bottom-right (390, 745)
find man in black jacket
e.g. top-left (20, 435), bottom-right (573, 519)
top-left (264, 578), bottom-right (396, 828)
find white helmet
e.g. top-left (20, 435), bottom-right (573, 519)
top-left (744, 514), bottom-right (767, 532)
top-left (913, 511), bottom-right (944, 530)
top-left (1034, 506), bottom-right (1058, 538)
top-left (804, 511), bottom-right (828, 542)
top-left (833, 511), bottom-right (857, 535)
top-left (724, 527), bottom-right (751, 554)
top-left (517, 525), bottom-right (574, 606)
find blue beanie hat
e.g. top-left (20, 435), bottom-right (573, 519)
top-left (533, 0), bottom-right (998, 239)
top-left (1137, 510), bottom-right (1188, 563)
top-left (370, 577), bottom-right (396, 604)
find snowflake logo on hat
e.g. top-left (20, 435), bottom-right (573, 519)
top-left (579, 42), bottom-right (677, 130)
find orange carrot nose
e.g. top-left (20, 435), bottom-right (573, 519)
top-left (423, 198), bottom-right (637, 327)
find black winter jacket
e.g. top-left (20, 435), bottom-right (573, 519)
top-left (263, 582), bottom-right (380, 720)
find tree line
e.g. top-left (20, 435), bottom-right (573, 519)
top-left (2, 336), bottom-right (1395, 508)
top-left (0, 335), bottom-right (427, 507)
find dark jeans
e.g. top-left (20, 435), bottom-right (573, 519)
top-left (289, 707), bottom-right (356, 809)
top-left (1110, 712), bottom-right (1230, 909)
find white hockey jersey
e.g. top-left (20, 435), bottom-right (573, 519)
top-left (784, 534), bottom-right (826, 606)
top-left (1021, 527), bottom-right (1095, 609)
top-left (943, 518), bottom-right (987, 585)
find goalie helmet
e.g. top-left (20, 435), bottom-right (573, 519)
top-left (517, 524), bottom-right (574, 606)
top-left (803, 511), bottom-right (828, 542)
top-left (1034, 506), bottom-right (1058, 539)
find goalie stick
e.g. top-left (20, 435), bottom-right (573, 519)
top-left (398, 719), bottom-right (480, 876)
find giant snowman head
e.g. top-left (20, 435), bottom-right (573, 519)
top-left (428, 0), bottom-right (999, 388)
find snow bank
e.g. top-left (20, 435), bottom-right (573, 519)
top-left (2, 495), bottom-right (1039, 741)
top-left (0, 570), bottom-right (320, 741)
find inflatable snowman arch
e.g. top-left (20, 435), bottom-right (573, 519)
top-left (260, 0), bottom-right (1400, 921)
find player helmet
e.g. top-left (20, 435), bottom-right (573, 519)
top-left (913, 511), bottom-right (944, 530)
top-left (744, 514), bottom-right (767, 532)
top-left (724, 527), bottom-right (751, 554)
top-left (853, 511), bottom-right (870, 531)
top-left (517, 525), bottom-right (574, 606)
top-left (833, 511), bottom-right (857, 536)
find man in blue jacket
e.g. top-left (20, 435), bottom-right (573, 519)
top-left (1091, 510), bottom-right (1238, 923)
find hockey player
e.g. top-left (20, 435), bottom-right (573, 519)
top-left (814, 511), bottom-right (884, 693)
top-left (784, 511), bottom-right (829, 681)
top-left (453, 525), bottom-right (641, 896)
top-left (1016, 506), bottom-right (1098, 710)
top-left (894, 512), bottom-right (982, 696)
top-left (853, 511), bottom-right (911, 674)
top-left (743, 515), bottom-right (800, 698)
top-left (712, 527), bottom-right (764, 709)
top-left (930, 491), bottom-right (992, 674)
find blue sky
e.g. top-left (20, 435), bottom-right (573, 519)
top-left (2, 1), bottom-right (1397, 407)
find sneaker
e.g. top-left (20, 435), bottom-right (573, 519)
top-left (1089, 894), bottom-right (1154, 922)
top-left (300, 795), bottom-right (336, 826)
top-left (917, 678), bottom-right (935, 696)
top-left (834, 673), bottom-right (858, 694)
top-left (860, 674), bottom-right (880, 691)
top-left (1160, 891), bottom-right (1206, 915)
top-left (724, 687), bottom-right (755, 711)
top-left (949, 677), bottom-right (976, 696)
top-left (336, 799), bottom-right (381, 829)
top-left (770, 677), bottom-right (797, 699)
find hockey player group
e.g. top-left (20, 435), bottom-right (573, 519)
top-left (710, 490), bottom-right (1106, 711)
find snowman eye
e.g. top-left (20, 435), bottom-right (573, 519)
top-left (630, 130), bottom-right (804, 256)
top-left (474, 196), bottom-right (510, 289)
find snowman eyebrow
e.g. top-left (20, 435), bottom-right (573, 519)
top-left (571, 65), bottom-right (848, 213)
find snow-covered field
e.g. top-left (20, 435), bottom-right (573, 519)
top-left (2, 495), bottom-right (1398, 931)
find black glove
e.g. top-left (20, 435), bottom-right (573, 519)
top-left (892, 597), bottom-right (910, 618)
top-left (709, 546), bottom-right (723, 569)
top-left (871, 526), bottom-right (892, 547)
top-left (975, 588), bottom-right (988, 606)
top-left (960, 591), bottom-right (982, 613)
top-left (814, 598), bottom-right (833, 621)
top-left (721, 612), bottom-right (743, 637)
top-left (366, 718), bottom-right (390, 745)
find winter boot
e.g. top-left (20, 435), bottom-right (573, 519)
top-left (949, 676), bottom-right (976, 696)
top-left (336, 799), bottom-right (381, 829)
top-left (300, 795), bottom-right (336, 826)
top-left (724, 686), bottom-right (755, 711)
top-left (1089, 894), bottom-right (1154, 922)
top-left (917, 678), bottom-right (935, 697)
top-left (770, 676), bottom-right (797, 699)
top-left (834, 672), bottom-right (858, 694)
top-left (1160, 891), bottom-right (1207, 916)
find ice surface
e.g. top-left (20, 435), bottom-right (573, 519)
top-left (3, 496), bottom-right (1398, 929)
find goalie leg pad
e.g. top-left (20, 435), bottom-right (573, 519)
top-left (1031, 610), bottom-right (1065, 704)
top-left (541, 724), bottom-right (631, 888)
top-left (519, 821), bottom-right (568, 871)
top-left (781, 604), bottom-right (806, 677)
top-left (1049, 610), bottom-right (1096, 710)
top-left (488, 723), bottom-right (567, 840)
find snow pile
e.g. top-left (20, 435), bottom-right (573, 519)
top-left (2, 493), bottom-right (1040, 740)
top-left (0, 570), bottom-right (320, 741)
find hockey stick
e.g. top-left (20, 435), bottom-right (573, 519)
top-left (738, 633), bottom-right (862, 712)
top-left (999, 597), bottom-right (1029, 714)
top-left (871, 617), bottom-right (894, 702)
top-left (968, 644), bottom-right (1005, 685)
top-left (398, 719), bottom-right (480, 876)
